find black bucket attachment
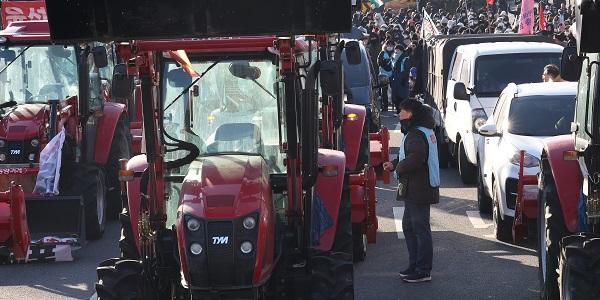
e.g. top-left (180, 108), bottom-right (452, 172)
top-left (25, 195), bottom-right (84, 242)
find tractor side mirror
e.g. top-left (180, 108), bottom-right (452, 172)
top-left (91, 45), bottom-right (108, 68)
top-left (560, 47), bottom-right (583, 82)
top-left (166, 67), bottom-right (192, 88)
top-left (319, 60), bottom-right (343, 96)
top-left (344, 40), bottom-right (362, 65)
top-left (229, 61), bottom-right (261, 80)
top-left (453, 82), bottom-right (469, 101)
top-left (111, 63), bottom-right (134, 99)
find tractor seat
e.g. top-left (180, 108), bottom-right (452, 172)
top-left (206, 123), bottom-right (263, 154)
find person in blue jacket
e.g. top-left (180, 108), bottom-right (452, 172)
top-left (390, 44), bottom-right (410, 114)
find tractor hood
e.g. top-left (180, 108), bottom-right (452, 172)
top-left (0, 104), bottom-right (47, 140)
top-left (179, 154), bottom-right (272, 219)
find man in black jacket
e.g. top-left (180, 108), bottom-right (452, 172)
top-left (383, 100), bottom-right (440, 283)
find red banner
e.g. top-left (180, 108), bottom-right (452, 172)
top-left (1, 1), bottom-right (47, 28)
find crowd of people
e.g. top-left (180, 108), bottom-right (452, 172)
top-left (345, 1), bottom-right (576, 113)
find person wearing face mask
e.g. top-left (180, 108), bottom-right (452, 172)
top-left (382, 99), bottom-right (440, 283)
top-left (378, 40), bottom-right (395, 112)
top-left (390, 45), bottom-right (410, 114)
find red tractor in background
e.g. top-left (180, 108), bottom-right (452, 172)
top-left (537, 1), bottom-right (600, 299)
top-left (0, 0), bottom-right (134, 263)
top-left (45, 0), bottom-right (380, 298)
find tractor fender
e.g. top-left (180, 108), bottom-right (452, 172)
top-left (342, 104), bottom-right (366, 171)
top-left (125, 154), bottom-right (148, 254)
top-left (94, 102), bottom-right (127, 165)
top-left (542, 135), bottom-right (582, 232)
top-left (314, 149), bottom-right (346, 252)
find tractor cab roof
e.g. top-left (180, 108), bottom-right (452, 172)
top-left (0, 20), bottom-right (50, 43)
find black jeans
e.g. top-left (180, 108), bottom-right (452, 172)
top-left (402, 202), bottom-right (433, 274)
top-left (378, 75), bottom-right (389, 110)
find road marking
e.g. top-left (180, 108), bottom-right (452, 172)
top-left (393, 206), bottom-right (404, 239)
top-left (375, 186), bottom-right (396, 192)
top-left (466, 211), bottom-right (493, 229)
top-left (478, 250), bottom-right (510, 254)
top-left (90, 292), bottom-right (97, 300)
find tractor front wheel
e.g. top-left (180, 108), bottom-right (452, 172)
top-left (352, 223), bottom-right (367, 262)
top-left (311, 252), bottom-right (354, 300)
top-left (96, 258), bottom-right (149, 300)
top-left (558, 234), bottom-right (600, 300)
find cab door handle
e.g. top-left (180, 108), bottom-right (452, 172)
top-left (453, 102), bottom-right (457, 111)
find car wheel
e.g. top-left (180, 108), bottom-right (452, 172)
top-left (458, 140), bottom-right (477, 184)
top-left (492, 180), bottom-right (513, 242)
top-left (477, 165), bottom-right (493, 214)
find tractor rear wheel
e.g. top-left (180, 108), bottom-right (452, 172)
top-left (352, 223), bottom-right (367, 262)
top-left (538, 160), bottom-right (567, 300)
top-left (331, 186), bottom-right (353, 258)
top-left (558, 234), bottom-right (600, 300)
top-left (96, 258), bottom-right (153, 300)
top-left (105, 113), bottom-right (132, 220)
top-left (61, 164), bottom-right (107, 240)
top-left (119, 210), bottom-right (139, 259)
top-left (311, 252), bottom-right (354, 300)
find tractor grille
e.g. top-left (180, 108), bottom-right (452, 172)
top-left (206, 221), bottom-right (235, 286)
top-left (505, 178), bottom-right (518, 210)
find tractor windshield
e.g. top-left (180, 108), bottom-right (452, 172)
top-left (0, 45), bottom-right (78, 104)
top-left (162, 58), bottom-right (284, 173)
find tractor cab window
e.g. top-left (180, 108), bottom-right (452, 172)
top-left (161, 58), bottom-right (284, 173)
top-left (0, 45), bottom-right (78, 105)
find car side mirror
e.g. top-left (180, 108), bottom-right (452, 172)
top-left (344, 41), bottom-right (362, 65)
top-left (91, 46), bottom-right (108, 68)
top-left (560, 46), bottom-right (582, 82)
top-left (453, 82), bottom-right (469, 101)
top-left (478, 123), bottom-right (501, 137)
top-left (111, 63), bottom-right (134, 99)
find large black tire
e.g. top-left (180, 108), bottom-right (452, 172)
top-left (60, 164), bottom-right (107, 240)
top-left (435, 127), bottom-right (449, 169)
top-left (96, 258), bottom-right (150, 300)
top-left (105, 113), bottom-right (133, 220)
top-left (119, 211), bottom-right (139, 260)
top-left (311, 252), bottom-right (354, 300)
top-left (492, 180), bottom-right (513, 242)
top-left (477, 164), bottom-right (492, 214)
top-left (458, 139), bottom-right (477, 184)
top-left (352, 223), bottom-right (367, 262)
top-left (558, 234), bottom-right (600, 300)
top-left (331, 185), bottom-right (353, 258)
top-left (538, 159), bottom-right (568, 300)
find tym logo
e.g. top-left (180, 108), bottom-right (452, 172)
top-left (212, 236), bottom-right (229, 245)
top-left (10, 149), bottom-right (20, 155)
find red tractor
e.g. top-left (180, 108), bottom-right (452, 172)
top-left (0, 1), bottom-right (133, 263)
top-left (45, 0), bottom-right (373, 298)
top-left (537, 1), bottom-right (600, 299)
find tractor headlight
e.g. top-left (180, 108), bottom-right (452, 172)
top-left (0, 140), bottom-right (5, 148)
top-left (190, 243), bottom-right (203, 255)
top-left (240, 241), bottom-right (253, 254)
top-left (0, 153), bottom-right (6, 162)
top-left (28, 153), bottom-right (35, 161)
top-left (31, 139), bottom-right (39, 147)
top-left (243, 216), bottom-right (256, 230)
top-left (187, 218), bottom-right (201, 232)
top-left (508, 151), bottom-right (540, 168)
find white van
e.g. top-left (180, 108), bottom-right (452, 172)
top-left (444, 42), bottom-right (563, 183)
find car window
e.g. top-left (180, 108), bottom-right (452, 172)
top-left (508, 95), bottom-right (576, 136)
top-left (450, 52), bottom-right (463, 81)
top-left (459, 60), bottom-right (469, 83)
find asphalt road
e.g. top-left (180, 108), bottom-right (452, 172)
top-left (0, 111), bottom-right (540, 300)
